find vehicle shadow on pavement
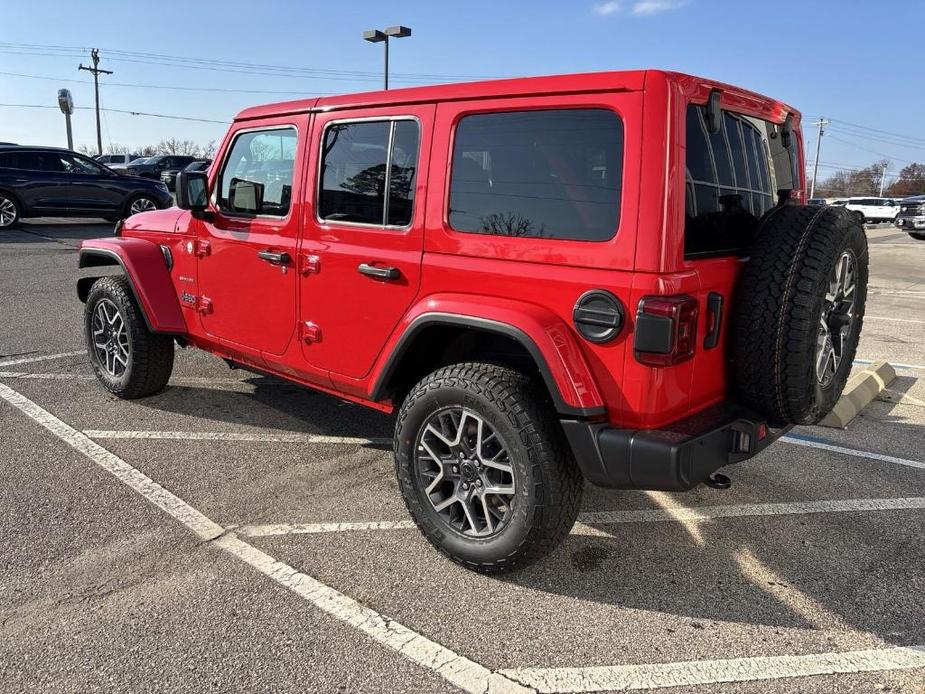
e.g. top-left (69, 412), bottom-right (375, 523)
top-left (500, 500), bottom-right (925, 639)
top-left (141, 378), bottom-right (395, 443)
top-left (1, 221), bottom-right (113, 245)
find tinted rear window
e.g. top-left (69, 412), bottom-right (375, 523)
top-left (685, 105), bottom-right (798, 257)
top-left (448, 109), bottom-right (623, 241)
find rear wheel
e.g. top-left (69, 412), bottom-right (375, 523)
top-left (733, 205), bottom-right (868, 425)
top-left (0, 193), bottom-right (20, 229)
top-left (394, 362), bottom-right (582, 573)
top-left (84, 276), bottom-right (174, 399)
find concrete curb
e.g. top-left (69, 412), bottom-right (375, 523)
top-left (819, 361), bottom-right (896, 429)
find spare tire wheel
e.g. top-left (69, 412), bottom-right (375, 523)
top-left (732, 205), bottom-right (868, 425)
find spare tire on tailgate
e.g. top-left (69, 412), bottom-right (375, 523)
top-left (732, 205), bottom-right (868, 425)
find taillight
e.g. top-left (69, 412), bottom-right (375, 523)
top-left (634, 295), bottom-right (699, 366)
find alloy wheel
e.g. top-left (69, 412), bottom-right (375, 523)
top-left (815, 250), bottom-right (857, 387)
top-left (0, 197), bottom-right (17, 227)
top-left (91, 299), bottom-right (130, 377)
top-left (415, 407), bottom-right (516, 537)
top-left (129, 196), bottom-right (157, 215)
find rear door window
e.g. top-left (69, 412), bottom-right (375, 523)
top-left (318, 119), bottom-right (421, 227)
top-left (448, 108), bottom-right (623, 241)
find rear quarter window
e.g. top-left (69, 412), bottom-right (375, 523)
top-left (685, 104), bottom-right (797, 257)
top-left (448, 108), bottom-right (624, 241)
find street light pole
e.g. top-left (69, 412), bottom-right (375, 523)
top-left (57, 89), bottom-right (74, 150)
top-left (363, 25), bottom-right (411, 90)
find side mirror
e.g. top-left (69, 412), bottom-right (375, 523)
top-left (176, 170), bottom-right (209, 217)
top-left (228, 177), bottom-right (264, 215)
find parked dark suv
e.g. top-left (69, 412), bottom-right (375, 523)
top-left (160, 159), bottom-right (211, 191)
top-left (127, 154), bottom-right (198, 181)
top-left (0, 145), bottom-right (173, 229)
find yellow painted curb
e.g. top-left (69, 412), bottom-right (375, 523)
top-left (819, 361), bottom-right (897, 428)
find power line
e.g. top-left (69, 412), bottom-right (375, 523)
top-left (824, 134), bottom-right (915, 165)
top-left (826, 126), bottom-right (925, 153)
top-left (0, 103), bottom-right (227, 124)
top-left (0, 42), bottom-right (503, 83)
top-left (0, 69), bottom-right (332, 96)
top-left (827, 117), bottom-right (925, 146)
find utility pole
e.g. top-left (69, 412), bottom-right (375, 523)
top-left (809, 118), bottom-right (828, 199)
top-left (879, 165), bottom-right (888, 196)
top-left (78, 49), bottom-right (113, 156)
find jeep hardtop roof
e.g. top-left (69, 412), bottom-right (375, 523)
top-left (235, 69), bottom-right (799, 124)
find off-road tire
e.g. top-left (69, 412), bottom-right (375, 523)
top-left (84, 276), bottom-right (174, 399)
top-left (394, 362), bottom-right (583, 573)
top-left (910, 232), bottom-right (925, 241)
top-left (733, 205), bottom-right (868, 425)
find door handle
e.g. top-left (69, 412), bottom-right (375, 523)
top-left (357, 263), bottom-right (400, 280)
top-left (258, 250), bottom-right (291, 265)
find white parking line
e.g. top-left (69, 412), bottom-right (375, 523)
top-left (236, 497), bottom-right (925, 538)
top-left (783, 435), bottom-right (925, 471)
top-left (0, 371), bottom-right (301, 389)
top-left (854, 358), bottom-right (925, 371)
top-left (215, 533), bottom-right (529, 694)
top-left (239, 520), bottom-right (418, 537)
top-left (0, 381), bottom-right (528, 694)
top-left (0, 382), bottom-right (224, 541)
top-left (864, 316), bottom-right (925, 325)
top-left (84, 430), bottom-right (392, 445)
top-left (500, 645), bottom-right (925, 692)
top-left (0, 351), bottom-right (83, 368)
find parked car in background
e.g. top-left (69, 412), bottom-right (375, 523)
top-left (95, 153), bottom-right (141, 173)
top-left (808, 197), bottom-right (827, 206)
top-left (895, 195), bottom-right (925, 239)
top-left (0, 144), bottom-right (172, 228)
top-left (126, 154), bottom-right (197, 180)
top-left (160, 159), bottom-right (211, 191)
top-left (843, 197), bottom-right (899, 224)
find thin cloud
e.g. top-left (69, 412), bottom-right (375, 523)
top-left (632, 0), bottom-right (686, 15)
top-left (592, 1), bottom-right (622, 15)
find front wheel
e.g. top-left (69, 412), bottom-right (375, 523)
top-left (910, 232), bottom-right (925, 241)
top-left (85, 276), bottom-right (175, 399)
top-left (394, 363), bottom-right (583, 573)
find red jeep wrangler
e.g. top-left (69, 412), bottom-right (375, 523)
top-left (77, 71), bottom-right (867, 572)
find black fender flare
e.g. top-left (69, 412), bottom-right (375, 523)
top-left (370, 313), bottom-right (606, 419)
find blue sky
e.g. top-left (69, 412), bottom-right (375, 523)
top-left (3, 0), bottom-right (924, 183)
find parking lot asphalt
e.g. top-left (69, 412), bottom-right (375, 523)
top-left (1, 219), bottom-right (924, 693)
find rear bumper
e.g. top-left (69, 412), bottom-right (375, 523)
top-left (561, 402), bottom-right (790, 491)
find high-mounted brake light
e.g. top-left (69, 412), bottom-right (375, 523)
top-left (634, 295), bottom-right (699, 367)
